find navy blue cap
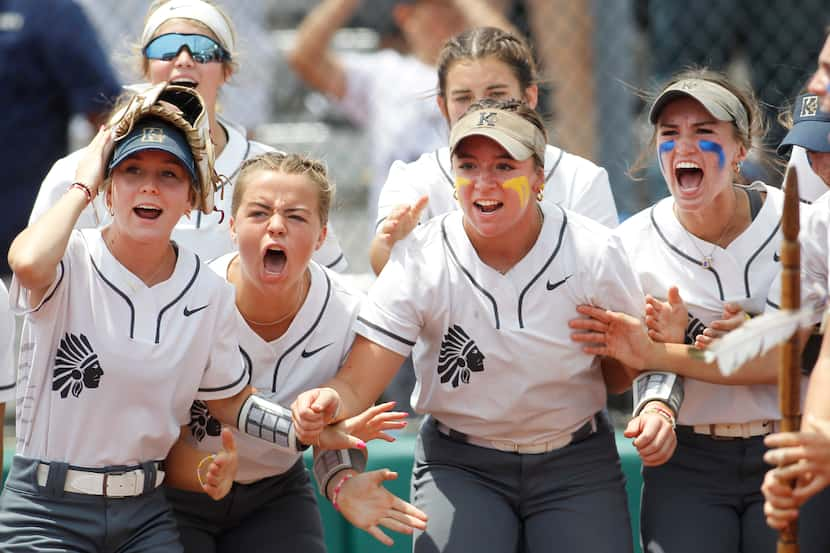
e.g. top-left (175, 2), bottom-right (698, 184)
top-left (778, 94), bottom-right (830, 155)
top-left (108, 117), bottom-right (197, 183)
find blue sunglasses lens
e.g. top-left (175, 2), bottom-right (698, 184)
top-left (144, 33), bottom-right (229, 63)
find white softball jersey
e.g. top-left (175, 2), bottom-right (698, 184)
top-left (618, 184), bottom-right (804, 425)
top-left (766, 191), bottom-right (828, 319)
top-left (789, 147), bottom-right (829, 204)
top-left (357, 201), bottom-right (643, 445)
top-left (182, 253), bottom-right (362, 483)
top-left (376, 144), bottom-right (619, 229)
top-left (0, 281), bottom-right (16, 403)
top-left (9, 229), bottom-right (247, 467)
top-left (28, 117), bottom-right (347, 272)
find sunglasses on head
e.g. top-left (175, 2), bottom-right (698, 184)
top-left (143, 33), bottom-right (230, 64)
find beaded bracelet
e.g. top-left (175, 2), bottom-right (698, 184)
top-left (642, 404), bottom-right (676, 429)
top-left (331, 473), bottom-right (353, 512)
top-left (69, 182), bottom-right (94, 203)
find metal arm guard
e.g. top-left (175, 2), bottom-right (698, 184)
top-left (632, 371), bottom-right (684, 417)
top-left (237, 394), bottom-right (308, 453)
top-left (313, 447), bottom-right (368, 497)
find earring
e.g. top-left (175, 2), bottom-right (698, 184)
top-left (537, 184), bottom-right (545, 202)
top-left (453, 188), bottom-right (458, 201)
top-left (735, 160), bottom-right (743, 174)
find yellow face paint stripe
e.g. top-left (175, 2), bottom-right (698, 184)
top-left (502, 176), bottom-right (531, 208)
top-left (454, 176), bottom-right (471, 197)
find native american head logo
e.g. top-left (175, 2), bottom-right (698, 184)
top-left (53, 333), bottom-right (104, 398)
top-left (437, 324), bottom-right (485, 388)
top-left (189, 400), bottom-right (222, 441)
top-left (801, 95), bottom-right (819, 118)
top-left (685, 312), bottom-right (706, 345)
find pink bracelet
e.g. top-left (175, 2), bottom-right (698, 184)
top-left (331, 473), bottom-right (353, 511)
top-left (69, 182), bottom-right (94, 203)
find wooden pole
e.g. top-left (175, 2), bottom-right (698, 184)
top-left (778, 166), bottom-right (801, 553)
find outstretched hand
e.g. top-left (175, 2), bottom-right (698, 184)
top-left (645, 287), bottom-right (687, 344)
top-left (340, 401), bottom-right (408, 443)
top-left (198, 428), bottom-right (238, 500)
top-left (335, 469), bottom-right (428, 546)
top-left (569, 305), bottom-right (652, 370)
top-left (694, 303), bottom-right (746, 349)
top-left (377, 196), bottom-right (429, 246)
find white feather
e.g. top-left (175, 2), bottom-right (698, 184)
top-left (703, 306), bottom-right (822, 376)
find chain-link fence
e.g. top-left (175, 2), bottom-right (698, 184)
top-left (73, 0), bottom-right (829, 273)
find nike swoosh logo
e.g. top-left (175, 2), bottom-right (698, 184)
top-left (774, 252), bottom-right (780, 262)
top-left (301, 342), bottom-right (334, 358)
top-left (183, 304), bottom-right (209, 317)
top-left (546, 274), bottom-right (573, 291)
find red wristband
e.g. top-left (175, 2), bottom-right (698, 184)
top-left (69, 182), bottom-right (94, 203)
top-left (331, 473), bottom-right (353, 511)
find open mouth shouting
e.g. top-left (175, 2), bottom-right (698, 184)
top-left (170, 79), bottom-right (198, 89)
top-left (134, 204), bottom-right (163, 220)
top-left (674, 161), bottom-right (703, 193)
top-left (263, 247), bottom-right (287, 275)
top-left (474, 199), bottom-right (503, 214)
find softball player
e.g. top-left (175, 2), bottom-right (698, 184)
top-left (761, 93), bottom-right (830, 553)
top-left (292, 99), bottom-right (661, 553)
top-left (163, 152), bottom-right (426, 552)
top-left (28, 0), bottom-right (347, 271)
top-left (571, 70), bottom-right (806, 553)
top-left (369, 27), bottom-right (618, 274)
top-left (0, 85), bottom-right (357, 552)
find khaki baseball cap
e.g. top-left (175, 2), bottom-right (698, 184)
top-left (649, 78), bottom-right (749, 137)
top-left (450, 108), bottom-right (546, 162)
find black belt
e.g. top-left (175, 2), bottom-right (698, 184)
top-left (433, 412), bottom-right (602, 454)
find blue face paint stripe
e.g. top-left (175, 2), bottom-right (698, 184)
top-left (699, 140), bottom-right (725, 169)
top-left (658, 140), bottom-right (675, 171)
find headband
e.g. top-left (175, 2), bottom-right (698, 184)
top-left (141, 0), bottom-right (234, 52)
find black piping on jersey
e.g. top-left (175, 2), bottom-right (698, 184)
top-left (766, 298), bottom-right (781, 310)
top-left (650, 207), bottom-right (725, 301)
top-left (270, 269), bottom-right (332, 392)
top-left (518, 204), bottom-right (568, 328)
top-left (239, 346), bottom-right (253, 385)
top-left (743, 219), bottom-right (780, 299)
top-left (441, 214), bottom-right (501, 329)
top-left (357, 316), bottom-right (416, 347)
top-left (0, 380), bottom-right (14, 391)
top-left (90, 256), bottom-right (136, 339)
top-left (545, 148), bottom-right (564, 183)
top-left (198, 361), bottom-right (248, 392)
top-left (519, 204), bottom-right (568, 328)
top-left (436, 149), bottom-right (454, 191)
top-left (326, 253), bottom-right (345, 269)
top-left (155, 253), bottom-right (201, 344)
top-left (34, 260), bottom-right (66, 313)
